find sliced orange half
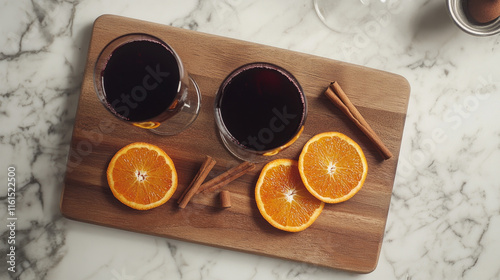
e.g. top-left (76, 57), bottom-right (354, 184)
top-left (298, 132), bottom-right (368, 203)
top-left (107, 142), bottom-right (177, 210)
top-left (255, 159), bottom-right (324, 232)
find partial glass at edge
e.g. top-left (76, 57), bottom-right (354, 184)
top-left (313, 0), bottom-right (390, 33)
top-left (214, 62), bottom-right (307, 163)
top-left (94, 33), bottom-right (201, 136)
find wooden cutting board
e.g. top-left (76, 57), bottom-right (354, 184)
top-left (61, 14), bottom-right (410, 273)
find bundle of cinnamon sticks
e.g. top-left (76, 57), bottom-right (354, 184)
top-left (177, 156), bottom-right (255, 209)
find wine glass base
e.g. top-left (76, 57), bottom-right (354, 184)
top-left (150, 76), bottom-right (201, 136)
top-left (218, 131), bottom-right (274, 163)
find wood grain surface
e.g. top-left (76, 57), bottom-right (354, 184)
top-left (60, 14), bottom-right (410, 273)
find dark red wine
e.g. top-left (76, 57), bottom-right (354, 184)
top-left (217, 63), bottom-right (306, 151)
top-left (101, 39), bottom-right (180, 122)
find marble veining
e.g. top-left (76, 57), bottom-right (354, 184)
top-left (1, 0), bottom-right (500, 279)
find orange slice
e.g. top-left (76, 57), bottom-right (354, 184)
top-left (107, 142), bottom-right (177, 210)
top-left (298, 132), bottom-right (368, 203)
top-left (255, 159), bottom-right (324, 232)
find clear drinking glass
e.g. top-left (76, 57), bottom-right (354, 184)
top-left (313, 0), bottom-right (392, 33)
top-left (214, 62), bottom-right (307, 162)
top-left (94, 33), bottom-right (201, 135)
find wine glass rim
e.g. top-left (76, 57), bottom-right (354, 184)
top-left (93, 33), bottom-right (185, 122)
top-left (214, 62), bottom-right (308, 154)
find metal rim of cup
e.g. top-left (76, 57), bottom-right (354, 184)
top-left (214, 62), bottom-right (308, 155)
top-left (93, 33), bottom-right (186, 122)
top-left (447, 0), bottom-right (500, 36)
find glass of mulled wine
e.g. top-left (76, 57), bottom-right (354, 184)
top-left (94, 33), bottom-right (201, 135)
top-left (214, 62), bottom-right (307, 162)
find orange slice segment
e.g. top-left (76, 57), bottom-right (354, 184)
top-left (107, 142), bottom-right (177, 210)
top-left (255, 159), bottom-right (324, 232)
top-left (298, 132), bottom-right (368, 203)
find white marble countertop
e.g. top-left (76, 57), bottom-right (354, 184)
top-left (1, 0), bottom-right (500, 279)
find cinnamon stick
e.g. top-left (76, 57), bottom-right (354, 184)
top-left (197, 161), bottom-right (255, 194)
top-left (177, 156), bottom-right (217, 208)
top-left (220, 190), bottom-right (231, 208)
top-left (324, 82), bottom-right (393, 160)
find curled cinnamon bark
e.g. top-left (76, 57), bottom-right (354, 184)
top-left (324, 82), bottom-right (392, 160)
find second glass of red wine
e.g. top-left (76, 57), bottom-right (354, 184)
top-left (214, 62), bottom-right (307, 162)
top-left (94, 33), bottom-right (201, 135)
